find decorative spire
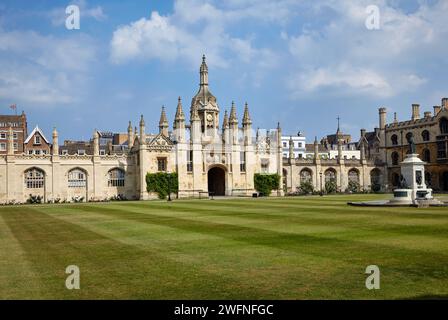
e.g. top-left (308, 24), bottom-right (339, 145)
top-left (52, 127), bottom-right (59, 156)
top-left (222, 110), bottom-right (229, 129)
top-left (93, 129), bottom-right (99, 156)
top-left (159, 105), bottom-right (168, 126)
top-left (289, 136), bottom-right (294, 159)
top-left (242, 102), bottom-right (252, 126)
top-left (229, 101), bottom-right (238, 124)
top-left (393, 112), bottom-right (398, 124)
top-left (128, 121), bottom-right (134, 149)
top-left (159, 106), bottom-right (169, 136)
top-left (314, 136), bottom-right (318, 144)
top-left (176, 97), bottom-right (185, 119)
top-left (200, 54), bottom-right (208, 86)
top-left (139, 115), bottom-right (145, 141)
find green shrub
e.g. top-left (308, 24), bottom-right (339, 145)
top-left (27, 194), bottom-right (43, 204)
top-left (71, 196), bottom-right (85, 203)
top-left (346, 180), bottom-right (361, 193)
top-left (325, 179), bottom-right (337, 194)
top-left (254, 173), bottom-right (280, 196)
top-left (298, 181), bottom-right (314, 195)
top-left (146, 172), bottom-right (179, 199)
top-left (371, 183), bottom-right (381, 193)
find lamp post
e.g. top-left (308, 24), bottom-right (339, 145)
top-left (320, 172), bottom-right (323, 196)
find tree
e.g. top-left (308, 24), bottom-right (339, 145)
top-left (254, 174), bottom-right (280, 196)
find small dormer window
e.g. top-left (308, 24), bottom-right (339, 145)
top-left (34, 135), bottom-right (41, 145)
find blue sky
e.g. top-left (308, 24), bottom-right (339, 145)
top-left (0, 0), bottom-right (447, 142)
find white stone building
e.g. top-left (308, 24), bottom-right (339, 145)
top-left (281, 134), bottom-right (306, 159)
top-left (0, 56), bottom-right (283, 203)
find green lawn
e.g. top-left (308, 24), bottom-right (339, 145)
top-left (1, 194), bottom-right (448, 300)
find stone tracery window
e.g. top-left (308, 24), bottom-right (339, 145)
top-left (348, 169), bottom-right (360, 183)
top-left (108, 168), bottom-right (125, 187)
top-left (300, 169), bottom-right (312, 184)
top-left (24, 168), bottom-right (45, 189)
top-left (324, 169), bottom-right (336, 183)
top-left (68, 169), bottom-right (87, 188)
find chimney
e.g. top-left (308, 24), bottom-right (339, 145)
top-left (424, 111), bottom-right (432, 118)
top-left (412, 104), bottom-right (420, 121)
top-left (442, 98), bottom-right (448, 109)
top-left (434, 106), bottom-right (441, 116)
top-left (379, 107), bottom-right (387, 129)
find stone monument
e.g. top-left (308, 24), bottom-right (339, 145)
top-left (390, 136), bottom-right (436, 205)
top-left (349, 135), bottom-right (445, 207)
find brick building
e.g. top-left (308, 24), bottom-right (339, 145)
top-left (0, 112), bottom-right (27, 155)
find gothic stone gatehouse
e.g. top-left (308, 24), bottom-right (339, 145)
top-left (0, 56), bottom-right (282, 203)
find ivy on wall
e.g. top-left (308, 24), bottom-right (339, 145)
top-left (254, 173), bottom-right (280, 196)
top-left (146, 172), bottom-right (179, 199)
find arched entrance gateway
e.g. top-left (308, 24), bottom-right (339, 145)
top-left (208, 167), bottom-right (226, 196)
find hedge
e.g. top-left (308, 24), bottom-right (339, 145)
top-left (298, 181), bottom-right (314, 195)
top-left (254, 173), bottom-right (280, 196)
top-left (325, 179), bottom-right (337, 194)
top-left (146, 172), bottom-right (179, 199)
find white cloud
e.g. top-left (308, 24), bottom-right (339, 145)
top-left (0, 29), bottom-right (96, 106)
top-left (110, 0), bottom-right (280, 73)
top-left (285, 0), bottom-right (448, 99)
top-left (110, 11), bottom-right (206, 65)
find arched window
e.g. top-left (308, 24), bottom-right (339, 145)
top-left (300, 169), bottom-right (312, 184)
top-left (370, 169), bottom-right (381, 186)
top-left (422, 148), bottom-right (430, 162)
top-left (405, 132), bottom-right (413, 142)
top-left (348, 169), bottom-right (360, 183)
top-left (68, 169), bottom-right (87, 188)
top-left (324, 169), bottom-right (336, 183)
top-left (108, 168), bottom-right (125, 187)
top-left (24, 168), bottom-right (45, 189)
top-left (440, 117), bottom-right (448, 134)
top-left (391, 134), bottom-right (398, 146)
top-left (391, 152), bottom-right (400, 166)
top-left (421, 130), bottom-right (430, 142)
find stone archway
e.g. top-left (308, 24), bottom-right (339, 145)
top-left (208, 167), bottom-right (226, 196)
